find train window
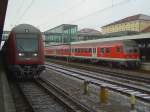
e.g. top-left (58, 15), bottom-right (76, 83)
top-left (134, 48), bottom-right (139, 53)
top-left (134, 49), bottom-right (138, 53)
top-left (79, 48), bottom-right (81, 53)
top-left (116, 47), bottom-right (121, 52)
top-left (78, 48), bottom-right (80, 53)
top-left (75, 48), bottom-right (77, 52)
top-left (85, 48), bottom-right (87, 53)
top-left (82, 48), bottom-right (84, 53)
top-left (84, 48), bottom-right (86, 52)
top-left (106, 48), bottom-right (110, 53)
top-left (129, 49), bottom-right (133, 53)
top-left (81, 48), bottom-right (83, 53)
top-left (100, 48), bottom-right (105, 53)
top-left (89, 48), bottom-right (92, 53)
top-left (72, 49), bottom-right (73, 52)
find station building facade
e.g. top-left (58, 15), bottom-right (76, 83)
top-left (102, 14), bottom-right (150, 34)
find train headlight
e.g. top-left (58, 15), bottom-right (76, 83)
top-left (18, 53), bottom-right (24, 56)
top-left (33, 53), bottom-right (38, 56)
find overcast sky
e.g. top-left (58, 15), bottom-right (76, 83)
top-left (4, 0), bottom-right (150, 31)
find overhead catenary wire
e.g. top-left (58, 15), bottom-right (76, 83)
top-left (39, 0), bottom-right (87, 30)
top-left (39, 0), bottom-right (86, 27)
top-left (14, 0), bottom-right (35, 25)
top-left (42, 0), bottom-right (132, 31)
top-left (69, 0), bottom-right (132, 24)
top-left (10, 0), bottom-right (25, 27)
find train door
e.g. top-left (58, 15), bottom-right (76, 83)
top-left (92, 48), bottom-right (97, 58)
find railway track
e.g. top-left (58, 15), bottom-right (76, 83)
top-left (46, 59), bottom-right (150, 84)
top-left (9, 81), bottom-right (34, 112)
top-left (45, 62), bottom-right (150, 103)
top-left (15, 79), bottom-right (96, 112)
top-left (45, 62), bottom-right (150, 89)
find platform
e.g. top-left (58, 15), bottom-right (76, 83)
top-left (0, 63), bottom-right (16, 112)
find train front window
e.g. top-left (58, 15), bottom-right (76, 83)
top-left (16, 34), bottom-right (38, 52)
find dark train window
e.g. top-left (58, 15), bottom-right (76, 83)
top-left (85, 48), bottom-right (87, 53)
top-left (116, 47), bottom-right (121, 52)
top-left (126, 48), bottom-right (133, 53)
top-left (134, 49), bottom-right (138, 53)
top-left (106, 48), bottom-right (110, 53)
top-left (89, 48), bottom-right (92, 52)
top-left (78, 48), bottom-right (80, 53)
top-left (81, 48), bottom-right (83, 52)
top-left (100, 48), bottom-right (104, 53)
top-left (75, 48), bottom-right (77, 52)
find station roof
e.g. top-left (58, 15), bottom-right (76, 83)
top-left (0, 0), bottom-right (8, 44)
top-left (102, 14), bottom-right (150, 27)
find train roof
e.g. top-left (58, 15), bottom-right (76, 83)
top-left (12, 24), bottom-right (41, 34)
top-left (71, 32), bottom-right (150, 45)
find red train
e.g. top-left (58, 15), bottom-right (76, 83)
top-left (45, 39), bottom-right (141, 68)
top-left (2, 24), bottom-right (45, 79)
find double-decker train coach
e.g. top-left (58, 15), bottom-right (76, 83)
top-left (45, 39), bottom-right (141, 68)
top-left (2, 24), bottom-right (45, 79)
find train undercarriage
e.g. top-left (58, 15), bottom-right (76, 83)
top-left (7, 64), bottom-right (45, 80)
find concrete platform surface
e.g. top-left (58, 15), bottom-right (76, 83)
top-left (0, 65), bottom-right (16, 112)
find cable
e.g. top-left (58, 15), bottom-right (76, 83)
top-left (69, 0), bottom-right (131, 24)
top-left (41, 0), bottom-right (131, 31)
top-left (10, 0), bottom-right (25, 26)
top-left (39, 0), bottom-right (86, 29)
top-left (14, 0), bottom-right (35, 25)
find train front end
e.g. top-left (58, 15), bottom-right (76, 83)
top-left (12, 24), bottom-right (45, 79)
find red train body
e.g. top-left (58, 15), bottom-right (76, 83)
top-left (2, 24), bottom-right (45, 79)
top-left (45, 39), bottom-right (140, 68)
